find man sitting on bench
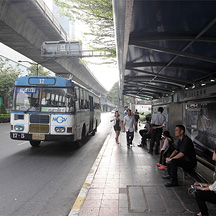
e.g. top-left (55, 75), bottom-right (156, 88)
top-left (163, 125), bottom-right (197, 187)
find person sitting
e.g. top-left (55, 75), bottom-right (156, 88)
top-left (163, 125), bottom-right (197, 187)
top-left (193, 149), bottom-right (216, 216)
top-left (157, 131), bottom-right (175, 170)
top-left (138, 117), bottom-right (151, 147)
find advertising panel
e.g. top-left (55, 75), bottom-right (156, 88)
top-left (185, 102), bottom-right (216, 165)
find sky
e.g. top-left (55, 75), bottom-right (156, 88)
top-left (44, 0), bottom-right (119, 91)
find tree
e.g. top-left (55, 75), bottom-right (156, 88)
top-left (54, 0), bottom-right (116, 63)
top-left (28, 65), bottom-right (51, 76)
top-left (0, 58), bottom-right (21, 107)
top-left (107, 82), bottom-right (119, 106)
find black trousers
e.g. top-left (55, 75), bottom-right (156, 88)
top-left (150, 128), bottom-right (162, 153)
top-left (195, 190), bottom-right (216, 215)
top-left (167, 157), bottom-right (196, 182)
top-left (126, 131), bottom-right (134, 145)
top-left (139, 129), bottom-right (151, 145)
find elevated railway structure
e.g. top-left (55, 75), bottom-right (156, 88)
top-left (0, 0), bottom-right (107, 96)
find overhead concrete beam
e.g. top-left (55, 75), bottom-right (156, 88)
top-left (0, 0), bottom-right (107, 95)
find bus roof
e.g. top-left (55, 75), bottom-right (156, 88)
top-left (15, 76), bottom-right (75, 88)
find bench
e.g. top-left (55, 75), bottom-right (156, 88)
top-left (180, 167), bottom-right (209, 183)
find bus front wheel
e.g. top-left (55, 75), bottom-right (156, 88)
top-left (75, 126), bottom-right (86, 148)
top-left (30, 141), bottom-right (41, 147)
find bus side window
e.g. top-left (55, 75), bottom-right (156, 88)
top-left (75, 86), bottom-right (80, 110)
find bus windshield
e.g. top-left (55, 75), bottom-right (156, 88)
top-left (13, 87), bottom-right (75, 113)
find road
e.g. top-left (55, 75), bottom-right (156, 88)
top-left (0, 112), bottom-right (113, 216)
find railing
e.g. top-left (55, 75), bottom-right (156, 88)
top-left (35, 0), bottom-right (68, 41)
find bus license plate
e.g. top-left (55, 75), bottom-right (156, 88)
top-left (32, 134), bottom-right (45, 140)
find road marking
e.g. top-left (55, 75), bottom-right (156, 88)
top-left (17, 141), bottom-right (28, 146)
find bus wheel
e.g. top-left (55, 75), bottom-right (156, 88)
top-left (75, 126), bottom-right (86, 148)
top-left (91, 122), bottom-right (97, 136)
top-left (30, 141), bottom-right (41, 147)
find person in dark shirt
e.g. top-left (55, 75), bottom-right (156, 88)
top-left (163, 125), bottom-right (197, 187)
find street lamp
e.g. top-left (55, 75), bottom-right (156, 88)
top-left (18, 60), bottom-right (39, 76)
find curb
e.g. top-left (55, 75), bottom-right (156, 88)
top-left (68, 131), bottom-right (112, 216)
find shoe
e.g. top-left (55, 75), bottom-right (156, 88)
top-left (193, 213), bottom-right (201, 216)
top-left (158, 166), bottom-right (167, 170)
top-left (165, 181), bottom-right (179, 187)
top-left (138, 144), bottom-right (143, 147)
top-left (148, 151), bottom-right (153, 154)
top-left (156, 163), bottom-right (161, 167)
top-left (162, 175), bottom-right (171, 179)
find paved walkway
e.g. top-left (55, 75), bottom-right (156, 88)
top-left (69, 127), bottom-right (215, 216)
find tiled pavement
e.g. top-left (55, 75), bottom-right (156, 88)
top-left (69, 128), bottom-right (216, 216)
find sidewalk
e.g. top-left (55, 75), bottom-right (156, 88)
top-left (69, 128), bottom-right (214, 216)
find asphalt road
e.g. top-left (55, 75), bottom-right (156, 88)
top-left (0, 112), bottom-right (113, 216)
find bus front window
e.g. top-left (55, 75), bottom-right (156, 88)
top-left (41, 88), bottom-right (75, 112)
top-left (13, 87), bottom-right (40, 111)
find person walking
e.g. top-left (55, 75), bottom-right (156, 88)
top-left (110, 111), bottom-right (121, 144)
top-left (163, 125), bottom-right (197, 187)
top-left (149, 107), bottom-right (166, 154)
top-left (193, 149), bottom-right (216, 216)
top-left (123, 109), bottom-right (135, 148)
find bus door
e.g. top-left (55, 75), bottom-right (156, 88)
top-left (89, 96), bottom-right (94, 132)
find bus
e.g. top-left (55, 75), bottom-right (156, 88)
top-left (10, 76), bottom-right (101, 147)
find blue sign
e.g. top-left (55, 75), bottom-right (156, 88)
top-left (52, 116), bottom-right (67, 123)
top-left (29, 78), bottom-right (56, 85)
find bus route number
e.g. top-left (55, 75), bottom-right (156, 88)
top-left (40, 79), bottom-right (45, 84)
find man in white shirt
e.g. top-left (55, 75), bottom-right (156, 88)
top-left (149, 107), bottom-right (166, 154)
top-left (123, 109), bottom-right (135, 148)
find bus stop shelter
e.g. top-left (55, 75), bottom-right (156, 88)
top-left (113, 0), bottom-right (216, 100)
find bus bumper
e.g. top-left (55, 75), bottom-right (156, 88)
top-left (10, 132), bottom-right (74, 142)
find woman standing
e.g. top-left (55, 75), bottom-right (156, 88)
top-left (193, 149), bottom-right (216, 216)
top-left (110, 111), bottom-right (121, 144)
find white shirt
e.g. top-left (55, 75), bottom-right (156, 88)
top-left (123, 115), bottom-right (135, 132)
top-left (161, 137), bottom-right (171, 151)
top-left (209, 180), bottom-right (216, 192)
top-left (151, 112), bottom-right (166, 126)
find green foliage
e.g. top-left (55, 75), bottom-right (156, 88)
top-left (107, 82), bottom-right (119, 106)
top-left (0, 58), bottom-right (21, 106)
top-left (27, 65), bottom-right (50, 76)
top-left (0, 103), bottom-right (7, 114)
top-left (0, 114), bottom-right (10, 123)
top-left (54, 0), bottom-right (116, 63)
top-left (139, 111), bottom-right (152, 122)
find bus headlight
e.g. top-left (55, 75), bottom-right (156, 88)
top-left (55, 126), bottom-right (65, 133)
top-left (14, 124), bottom-right (24, 131)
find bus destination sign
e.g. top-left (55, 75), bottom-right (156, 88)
top-left (28, 78), bottom-right (56, 85)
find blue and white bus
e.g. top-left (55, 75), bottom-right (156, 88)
top-left (10, 76), bottom-right (101, 147)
